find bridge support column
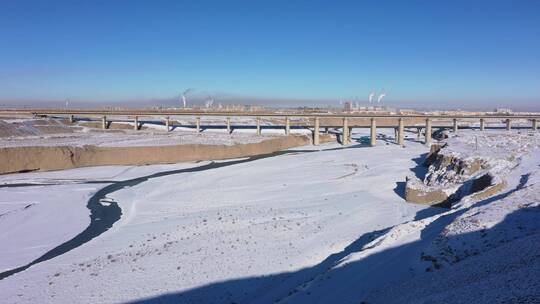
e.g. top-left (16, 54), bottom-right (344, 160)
top-left (256, 117), bottom-right (261, 135)
top-left (398, 118), bottom-right (405, 147)
top-left (226, 117), bottom-right (231, 134)
top-left (134, 116), bottom-right (139, 130)
top-left (506, 118), bottom-right (511, 131)
top-left (313, 117), bottom-right (320, 146)
top-left (480, 118), bottom-right (485, 131)
top-left (533, 119), bottom-right (537, 131)
top-left (165, 117), bottom-right (170, 132)
top-left (453, 119), bottom-right (458, 133)
top-left (102, 116), bottom-right (108, 130)
top-left (196, 117), bottom-right (201, 132)
top-left (285, 117), bottom-right (290, 135)
top-left (69, 115), bottom-right (75, 123)
top-left (342, 118), bottom-right (349, 145)
top-left (425, 118), bottom-right (432, 146)
top-left (370, 118), bottom-right (377, 147)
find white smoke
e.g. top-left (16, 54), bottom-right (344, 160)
top-left (377, 93), bottom-right (386, 103)
top-left (204, 96), bottom-right (214, 108)
top-left (368, 92), bottom-right (375, 104)
top-left (181, 88), bottom-right (194, 108)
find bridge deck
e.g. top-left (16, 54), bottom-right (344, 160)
top-left (1, 109), bottom-right (540, 120)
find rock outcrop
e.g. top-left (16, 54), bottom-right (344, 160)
top-left (405, 175), bottom-right (451, 207)
top-left (405, 142), bottom-right (510, 207)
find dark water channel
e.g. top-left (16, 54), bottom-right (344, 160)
top-left (0, 150), bottom-right (314, 280)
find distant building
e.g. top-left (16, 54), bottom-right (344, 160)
top-left (344, 102), bottom-right (352, 112)
top-left (249, 105), bottom-right (266, 112)
top-left (494, 108), bottom-right (513, 114)
top-left (399, 109), bottom-right (424, 115)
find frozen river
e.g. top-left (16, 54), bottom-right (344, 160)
top-left (0, 129), bottom-right (437, 303)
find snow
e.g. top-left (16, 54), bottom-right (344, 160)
top-left (324, 129), bottom-right (540, 303)
top-left (442, 129), bottom-right (539, 162)
top-left (363, 153), bottom-right (540, 303)
top-left (0, 129), bottom-right (274, 148)
top-left (0, 117), bottom-right (312, 148)
top-left (0, 184), bottom-right (93, 270)
top-left (1, 128), bottom-right (539, 303)
top-left (0, 163), bottom-right (205, 271)
top-left (0, 128), bottom-right (434, 303)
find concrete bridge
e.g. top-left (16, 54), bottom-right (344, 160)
top-left (1, 109), bottom-right (539, 146)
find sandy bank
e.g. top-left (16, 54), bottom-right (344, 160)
top-left (0, 135), bottom-right (310, 174)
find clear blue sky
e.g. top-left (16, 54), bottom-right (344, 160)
top-left (1, 0), bottom-right (539, 109)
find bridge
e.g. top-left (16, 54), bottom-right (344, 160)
top-left (1, 109), bottom-right (538, 146)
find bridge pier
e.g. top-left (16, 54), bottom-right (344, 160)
top-left (17, 111), bottom-right (540, 140)
top-left (256, 117), bottom-right (261, 135)
top-left (370, 118), bottom-right (376, 147)
top-left (425, 118), bottom-right (432, 145)
top-left (313, 117), bottom-right (320, 145)
top-left (165, 117), bottom-right (171, 132)
top-left (398, 118), bottom-right (405, 147)
top-left (196, 117), bottom-right (201, 132)
top-left (342, 118), bottom-right (349, 145)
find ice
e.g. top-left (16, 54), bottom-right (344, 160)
top-left (1, 128), bottom-right (539, 303)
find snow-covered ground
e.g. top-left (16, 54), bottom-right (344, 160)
top-left (360, 130), bottom-right (540, 303)
top-left (0, 117), bottom-right (312, 148)
top-left (1, 128), bottom-right (539, 303)
top-left (0, 128), bottom-right (434, 303)
top-left (0, 131), bottom-right (276, 148)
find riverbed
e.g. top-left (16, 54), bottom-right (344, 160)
top-left (0, 129), bottom-right (435, 303)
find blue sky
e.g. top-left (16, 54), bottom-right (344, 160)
top-left (1, 0), bottom-right (539, 109)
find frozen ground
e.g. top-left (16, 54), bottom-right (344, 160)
top-left (271, 129), bottom-right (540, 304)
top-left (1, 128), bottom-right (539, 303)
top-left (0, 117), bottom-right (311, 148)
top-left (0, 128), bottom-right (434, 303)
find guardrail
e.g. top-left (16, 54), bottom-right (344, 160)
top-left (1, 108), bottom-right (540, 119)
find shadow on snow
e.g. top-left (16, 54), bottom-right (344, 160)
top-left (126, 172), bottom-right (537, 304)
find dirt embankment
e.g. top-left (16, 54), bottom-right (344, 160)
top-left (0, 135), bottom-right (310, 175)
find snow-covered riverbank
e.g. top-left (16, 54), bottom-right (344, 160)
top-left (1, 128), bottom-right (538, 303)
top-left (275, 130), bottom-right (540, 304)
top-left (0, 129), bottom-right (434, 303)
